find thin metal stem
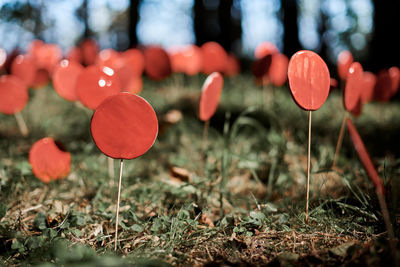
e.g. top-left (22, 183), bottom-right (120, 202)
top-left (305, 111), bottom-right (312, 223)
top-left (114, 159), bottom-right (124, 251)
top-left (14, 112), bottom-right (28, 137)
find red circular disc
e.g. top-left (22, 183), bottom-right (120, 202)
top-left (66, 46), bottom-right (83, 63)
top-left (224, 53), bottom-right (240, 77)
top-left (254, 42), bottom-right (279, 59)
top-left (29, 137), bottom-right (71, 183)
top-left (53, 59), bottom-right (84, 102)
top-left (337, 50), bottom-right (353, 81)
top-left (344, 62), bottom-right (364, 111)
top-left (201, 42), bottom-right (228, 75)
top-left (117, 49), bottom-right (145, 90)
top-left (76, 65), bottom-right (121, 110)
top-left (81, 38), bottom-right (99, 66)
top-left (252, 54), bottom-right (272, 86)
top-left (0, 75), bottom-right (29, 115)
top-left (199, 72), bottom-right (224, 121)
top-left (90, 92), bottom-right (158, 159)
top-left (269, 53), bottom-right (289, 87)
top-left (31, 68), bottom-right (50, 89)
top-left (361, 71), bottom-right (376, 103)
top-left (10, 55), bottom-right (37, 86)
top-left (373, 69), bottom-right (392, 102)
top-left (287, 50), bottom-right (330, 111)
top-left (389, 66), bottom-right (400, 96)
top-left (122, 76), bottom-right (143, 95)
top-left (144, 46), bottom-right (172, 81)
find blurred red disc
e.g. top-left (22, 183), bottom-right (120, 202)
top-left (344, 62), bottom-right (364, 112)
top-left (121, 48), bottom-right (145, 77)
top-left (0, 75), bottom-right (29, 115)
top-left (330, 78), bottom-right (339, 90)
top-left (76, 65), bottom-right (121, 110)
top-left (144, 46), bottom-right (172, 81)
top-left (201, 42), bottom-right (228, 75)
top-left (117, 49), bottom-right (145, 91)
top-left (122, 76), bottom-right (143, 95)
top-left (53, 60), bottom-right (84, 101)
top-left (0, 47), bottom-right (6, 69)
top-left (81, 39), bottom-right (99, 66)
top-left (269, 53), bottom-right (289, 87)
top-left (337, 50), bottom-right (353, 81)
top-left (287, 50), bottom-right (330, 111)
top-left (169, 49), bottom-right (186, 73)
top-left (252, 54), bottom-right (272, 85)
top-left (66, 46), bottom-right (83, 63)
top-left (31, 68), bottom-right (50, 89)
top-left (29, 137), bottom-right (71, 183)
top-left (199, 72), bottom-right (224, 121)
top-left (373, 69), bottom-right (392, 102)
top-left (346, 118), bottom-right (384, 195)
top-left (361, 71), bottom-right (376, 103)
top-left (10, 55), bottom-right (36, 86)
top-left (224, 53), bottom-right (240, 77)
top-left (254, 42), bottom-right (279, 59)
top-left (388, 66), bottom-right (400, 96)
top-left (28, 41), bottom-right (62, 74)
top-left (90, 92), bottom-right (158, 159)
top-left (96, 49), bottom-right (122, 70)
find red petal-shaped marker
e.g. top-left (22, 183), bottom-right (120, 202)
top-left (0, 75), bottom-right (29, 115)
top-left (374, 69), bottom-right (392, 102)
top-left (201, 42), bottom-right (228, 75)
top-left (287, 50), bottom-right (330, 111)
top-left (0, 47), bottom-right (6, 69)
top-left (388, 66), bottom-right (400, 97)
top-left (81, 39), bottom-right (99, 66)
top-left (224, 53), bottom-right (240, 77)
top-left (269, 53), bottom-right (289, 87)
top-left (337, 50), bottom-right (353, 81)
top-left (29, 137), bottom-right (71, 183)
top-left (10, 55), bottom-right (37, 86)
top-left (199, 72), bottom-right (224, 121)
top-left (76, 65), bottom-right (121, 110)
top-left (361, 71), bottom-right (376, 103)
top-left (53, 60), bottom-right (84, 101)
top-left (346, 118), bottom-right (384, 195)
top-left (254, 42), bottom-right (279, 59)
top-left (344, 62), bottom-right (363, 112)
top-left (144, 46), bottom-right (172, 81)
top-left (90, 92), bottom-right (158, 159)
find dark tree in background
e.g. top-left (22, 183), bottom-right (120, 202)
top-left (282, 0), bottom-right (302, 57)
top-left (129, 0), bottom-right (140, 47)
top-left (75, 0), bottom-right (91, 39)
top-left (369, 0), bottom-right (400, 72)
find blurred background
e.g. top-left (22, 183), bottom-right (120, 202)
top-left (0, 0), bottom-right (399, 72)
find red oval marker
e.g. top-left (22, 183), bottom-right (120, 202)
top-left (373, 70), bottom-right (392, 102)
top-left (0, 75), bottom-right (29, 115)
top-left (361, 71), bottom-right (376, 103)
top-left (269, 53), bottom-right (289, 87)
top-left (344, 62), bottom-right (363, 112)
top-left (0, 47), bottom-right (6, 69)
top-left (76, 65), bottom-right (121, 110)
top-left (199, 72), bottom-right (224, 121)
top-left (53, 60), bottom-right (84, 101)
top-left (254, 42), bottom-right (279, 59)
top-left (287, 50), bottom-right (330, 111)
top-left (66, 46), bottom-right (83, 63)
top-left (388, 66), bottom-right (400, 97)
top-left (330, 78), bottom-right (339, 90)
top-left (201, 42), bottom-right (228, 75)
top-left (252, 54), bottom-right (272, 86)
top-left (10, 55), bottom-right (37, 86)
top-left (81, 38), bottom-right (99, 66)
top-left (91, 92), bottom-right (158, 159)
top-left (29, 137), bottom-right (71, 183)
top-left (346, 118), bottom-right (384, 195)
top-left (224, 53), bottom-right (240, 77)
top-left (123, 76), bottom-right (143, 95)
top-left (31, 68), bottom-right (50, 89)
top-left (337, 50), bottom-right (353, 81)
top-left (144, 46), bottom-right (172, 81)
top-left (117, 49), bottom-right (145, 91)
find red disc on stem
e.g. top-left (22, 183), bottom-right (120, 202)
top-left (10, 55), bottom-right (36, 86)
top-left (287, 50), bottom-right (330, 111)
top-left (53, 60), bottom-right (84, 101)
top-left (91, 92), bottom-right (158, 159)
top-left (144, 46), bottom-right (172, 81)
top-left (199, 72), bottom-right (224, 121)
top-left (0, 75), bottom-right (29, 115)
top-left (269, 53), bottom-right (289, 87)
top-left (344, 62), bottom-right (364, 112)
top-left (361, 71), bottom-right (377, 103)
top-left (201, 42), bottom-right (228, 75)
top-left (388, 66), bottom-right (400, 96)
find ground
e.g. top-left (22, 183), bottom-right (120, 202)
top-left (0, 74), bottom-right (399, 266)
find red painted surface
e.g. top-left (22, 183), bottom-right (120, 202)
top-left (144, 46), bottom-right (172, 81)
top-left (388, 66), bottom-right (400, 96)
top-left (224, 53), bottom-right (240, 77)
top-left (254, 42), bottom-right (279, 59)
top-left (29, 137), bottom-right (71, 183)
top-left (337, 50), bottom-right (353, 81)
top-left (27, 41), bottom-right (62, 74)
top-left (287, 50), bottom-right (330, 111)
top-left (117, 49), bottom-right (145, 91)
top-left (252, 54), bottom-right (272, 85)
top-left (361, 71), bottom-right (376, 103)
top-left (330, 78), bottom-right (339, 90)
top-left (66, 46), bottom-right (83, 63)
top-left (269, 53), bottom-right (289, 87)
top-left (346, 118), bottom-right (384, 195)
top-left (344, 62), bottom-right (364, 112)
top-left (201, 42), bottom-right (228, 75)
top-left (76, 65), bottom-right (121, 110)
top-left (373, 69), bottom-right (393, 102)
top-left (122, 76), bottom-right (143, 95)
top-left (31, 68), bottom-right (50, 89)
top-left (91, 92), bottom-right (158, 159)
top-left (0, 75), bottom-right (29, 115)
top-left (199, 72), bottom-right (224, 121)
top-left (10, 55), bottom-right (36, 86)
top-left (53, 60), bottom-right (84, 102)
top-left (81, 39), bottom-right (99, 66)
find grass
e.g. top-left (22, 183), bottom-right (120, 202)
top-left (0, 73), bottom-right (399, 266)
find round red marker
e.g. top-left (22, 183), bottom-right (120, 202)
top-left (201, 42), bottom-right (228, 75)
top-left (254, 42), bottom-right (279, 59)
top-left (361, 71), bottom-right (376, 103)
top-left (344, 62), bottom-right (363, 112)
top-left (53, 60), bottom-right (84, 101)
top-left (29, 137), bottom-right (71, 183)
top-left (76, 65), bottom-right (121, 110)
top-left (10, 55), bottom-right (37, 86)
top-left (287, 50), bottom-right (330, 111)
top-left (269, 53), bottom-right (289, 87)
top-left (144, 46), bottom-right (172, 81)
top-left (374, 70), bottom-right (392, 102)
top-left (0, 75), bottom-right (29, 115)
top-left (224, 53), bottom-right (240, 77)
top-left (252, 54), bottom-right (272, 85)
top-left (199, 72), bottom-right (224, 121)
top-left (91, 92), bottom-right (158, 159)
top-left (388, 66), bottom-right (400, 96)
top-left (337, 50), bottom-right (353, 81)
top-left (117, 49), bottom-right (145, 91)
top-left (81, 38), bottom-right (99, 66)
top-left (66, 46), bottom-right (83, 63)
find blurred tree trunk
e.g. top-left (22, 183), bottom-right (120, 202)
top-left (282, 0), bottom-right (301, 57)
top-left (129, 0), bottom-right (140, 47)
top-left (76, 0), bottom-right (91, 39)
top-left (218, 0), bottom-right (241, 52)
top-left (368, 0), bottom-right (400, 71)
top-left (194, 0), bottom-right (208, 46)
